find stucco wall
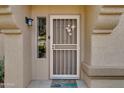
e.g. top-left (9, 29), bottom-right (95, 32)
top-left (31, 5), bottom-right (85, 80)
top-left (4, 34), bottom-right (23, 87)
top-left (10, 5), bottom-right (32, 87)
top-left (0, 33), bottom-right (4, 57)
top-left (91, 13), bottom-right (124, 66)
top-left (84, 6), bottom-right (100, 65)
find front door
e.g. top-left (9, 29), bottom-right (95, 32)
top-left (50, 15), bottom-right (80, 79)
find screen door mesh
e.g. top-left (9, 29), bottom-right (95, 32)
top-left (52, 19), bottom-right (77, 75)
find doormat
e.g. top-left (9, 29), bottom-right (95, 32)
top-left (51, 80), bottom-right (78, 88)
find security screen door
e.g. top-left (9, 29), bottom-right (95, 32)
top-left (50, 15), bottom-right (80, 79)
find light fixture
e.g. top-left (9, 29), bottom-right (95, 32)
top-left (25, 17), bottom-right (33, 26)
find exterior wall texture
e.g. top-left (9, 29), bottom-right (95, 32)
top-left (11, 5), bottom-right (32, 87)
top-left (4, 5), bottom-right (32, 87)
top-left (0, 34), bottom-right (4, 57)
top-left (84, 5), bottom-right (100, 65)
top-left (82, 6), bottom-right (124, 88)
top-left (91, 13), bottom-right (124, 66)
top-left (4, 34), bottom-right (23, 87)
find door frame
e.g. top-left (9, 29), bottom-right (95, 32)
top-left (50, 15), bottom-right (80, 79)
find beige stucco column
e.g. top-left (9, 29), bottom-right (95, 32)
top-left (0, 5), bottom-right (31, 88)
top-left (3, 29), bottom-right (24, 88)
top-left (82, 6), bottom-right (124, 88)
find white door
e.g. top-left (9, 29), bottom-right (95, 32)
top-left (50, 15), bottom-right (80, 79)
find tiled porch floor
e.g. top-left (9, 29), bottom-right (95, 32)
top-left (27, 80), bottom-right (87, 88)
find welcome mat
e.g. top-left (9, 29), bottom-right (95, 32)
top-left (51, 80), bottom-right (78, 88)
